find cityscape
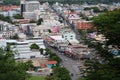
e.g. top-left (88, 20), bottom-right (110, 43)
top-left (0, 0), bottom-right (120, 80)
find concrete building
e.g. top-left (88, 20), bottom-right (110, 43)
top-left (8, 37), bottom-right (45, 59)
top-left (23, 12), bottom-right (35, 19)
top-left (62, 31), bottom-right (76, 41)
top-left (25, 0), bottom-right (40, 12)
top-left (0, 38), bottom-right (6, 49)
top-left (65, 45), bottom-right (90, 60)
top-left (33, 25), bottom-right (51, 37)
top-left (76, 20), bottom-right (92, 30)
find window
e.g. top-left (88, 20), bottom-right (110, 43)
top-left (30, 56), bottom-right (35, 58)
top-left (71, 38), bottom-right (73, 40)
top-left (62, 35), bottom-right (64, 38)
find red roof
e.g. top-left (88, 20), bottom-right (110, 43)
top-left (0, 6), bottom-right (19, 11)
top-left (40, 64), bottom-right (46, 68)
top-left (77, 21), bottom-right (92, 29)
top-left (45, 61), bottom-right (57, 64)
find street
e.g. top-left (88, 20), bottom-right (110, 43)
top-left (49, 6), bottom-right (84, 80)
top-left (45, 43), bottom-right (81, 80)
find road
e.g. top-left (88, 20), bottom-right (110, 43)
top-left (49, 6), bottom-right (84, 80)
top-left (45, 43), bottom-right (81, 80)
top-left (51, 6), bottom-right (82, 42)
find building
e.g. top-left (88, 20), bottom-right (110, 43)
top-left (65, 45), bottom-right (90, 60)
top-left (45, 60), bottom-right (57, 68)
top-left (20, 0), bottom-right (26, 16)
top-left (62, 31), bottom-right (76, 41)
top-left (0, 38), bottom-right (6, 49)
top-left (0, 21), bottom-right (16, 38)
top-left (21, 0), bottom-right (40, 18)
top-left (23, 12), bottom-right (35, 19)
top-left (25, 0), bottom-right (40, 12)
top-left (33, 25), bottom-right (51, 37)
top-left (76, 21), bottom-right (92, 29)
top-left (7, 37), bottom-right (45, 59)
top-left (27, 37), bottom-right (46, 49)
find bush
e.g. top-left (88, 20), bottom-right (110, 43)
top-left (30, 43), bottom-right (39, 50)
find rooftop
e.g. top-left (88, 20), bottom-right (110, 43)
top-left (45, 61), bottom-right (57, 64)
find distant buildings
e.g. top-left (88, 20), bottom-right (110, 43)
top-left (0, 5), bottom-right (20, 17)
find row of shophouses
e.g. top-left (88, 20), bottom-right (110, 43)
top-left (44, 32), bottom-right (91, 60)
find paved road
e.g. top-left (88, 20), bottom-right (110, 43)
top-left (49, 6), bottom-right (83, 80)
top-left (51, 6), bottom-right (82, 42)
top-left (45, 43), bottom-right (81, 80)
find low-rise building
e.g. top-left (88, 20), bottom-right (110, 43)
top-left (65, 44), bottom-right (90, 60)
top-left (76, 20), bottom-right (92, 30)
top-left (7, 37), bottom-right (45, 59)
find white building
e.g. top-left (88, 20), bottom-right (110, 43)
top-left (0, 38), bottom-right (6, 49)
top-left (27, 37), bottom-right (46, 49)
top-left (7, 37), bottom-right (45, 59)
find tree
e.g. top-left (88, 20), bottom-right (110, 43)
top-left (53, 67), bottom-right (71, 80)
top-left (48, 29), bottom-right (52, 33)
top-left (0, 48), bottom-right (30, 80)
top-left (29, 20), bottom-right (36, 23)
top-left (13, 14), bottom-right (24, 19)
top-left (3, 0), bottom-right (20, 5)
top-left (0, 14), bottom-right (12, 23)
top-left (92, 7), bottom-right (100, 13)
top-left (39, 48), bottom-right (44, 54)
top-left (93, 9), bottom-right (120, 48)
top-left (37, 18), bottom-right (43, 25)
top-left (45, 75), bottom-right (54, 80)
top-left (79, 9), bottom-right (120, 80)
top-left (10, 34), bottom-right (19, 39)
top-left (30, 43), bottom-right (39, 50)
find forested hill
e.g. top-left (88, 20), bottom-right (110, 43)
top-left (1, 0), bottom-right (120, 5)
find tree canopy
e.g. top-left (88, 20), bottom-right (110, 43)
top-left (53, 67), bottom-right (71, 80)
top-left (0, 14), bottom-right (12, 23)
top-left (30, 43), bottom-right (39, 50)
top-left (93, 9), bottom-right (120, 48)
top-left (0, 48), bottom-right (30, 80)
top-left (37, 18), bottom-right (43, 25)
top-left (13, 14), bottom-right (24, 19)
top-left (79, 9), bottom-right (120, 80)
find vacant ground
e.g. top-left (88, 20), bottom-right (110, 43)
top-left (29, 76), bottom-right (45, 80)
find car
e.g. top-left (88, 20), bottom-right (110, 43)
top-left (64, 59), bottom-right (68, 61)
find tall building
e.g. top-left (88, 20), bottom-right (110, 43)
top-left (20, 0), bottom-right (40, 17)
top-left (20, 0), bottom-right (26, 16)
top-left (25, 0), bottom-right (40, 12)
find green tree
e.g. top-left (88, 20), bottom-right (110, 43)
top-left (10, 34), bottom-right (19, 39)
top-left (53, 67), bottom-right (71, 80)
top-left (92, 7), bottom-right (100, 13)
top-left (93, 9), bottom-right (120, 48)
top-left (13, 14), bottom-right (24, 19)
top-left (0, 48), bottom-right (30, 80)
top-left (45, 75), bottom-right (54, 80)
top-left (39, 48), bottom-right (44, 54)
top-left (30, 43), bottom-right (39, 50)
top-left (0, 15), bottom-right (12, 23)
top-left (80, 9), bottom-right (120, 80)
top-left (37, 18), bottom-right (43, 25)
top-left (48, 29), bottom-right (52, 33)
